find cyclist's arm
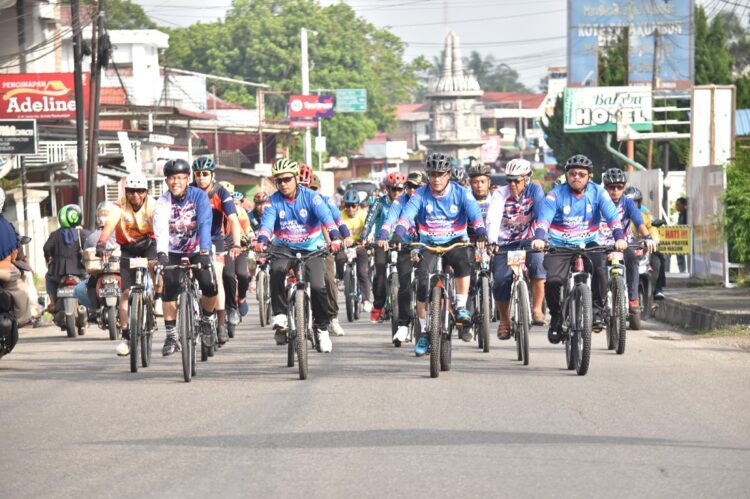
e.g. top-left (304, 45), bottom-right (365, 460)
top-left (485, 193), bottom-right (504, 244)
top-left (311, 193), bottom-right (341, 241)
top-left (327, 197), bottom-right (350, 239)
top-left (533, 191), bottom-right (558, 241)
top-left (378, 197), bottom-right (403, 241)
top-left (462, 189), bottom-right (486, 237)
top-left (256, 202), bottom-right (277, 245)
top-left (97, 202), bottom-right (122, 245)
top-left (393, 191), bottom-right (422, 239)
top-left (195, 190), bottom-right (213, 252)
top-left (153, 194), bottom-right (171, 255)
top-left (362, 197), bottom-right (382, 239)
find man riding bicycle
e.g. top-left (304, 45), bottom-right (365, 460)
top-left (486, 158), bottom-right (547, 340)
top-left (531, 154), bottom-right (628, 344)
top-left (154, 159), bottom-right (218, 356)
top-left (380, 152), bottom-right (486, 356)
top-left (253, 158), bottom-right (343, 353)
top-left (218, 181), bottom-right (255, 321)
top-left (335, 189), bottom-right (372, 313)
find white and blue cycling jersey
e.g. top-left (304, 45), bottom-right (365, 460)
top-left (598, 195), bottom-right (644, 246)
top-left (486, 182), bottom-right (546, 246)
top-left (390, 181), bottom-right (486, 245)
top-left (154, 186), bottom-right (213, 255)
top-left (320, 191), bottom-right (351, 239)
top-left (379, 192), bottom-right (418, 242)
top-left (257, 187), bottom-right (340, 251)
top-left (534, 182), bottom-right (624, 247)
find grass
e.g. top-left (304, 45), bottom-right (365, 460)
top-left (702, 325), bottom-right (750, 338)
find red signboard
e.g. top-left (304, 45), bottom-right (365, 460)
top-left (288, 94), bottom-right (334, 119)
top-left (0, 72), bottom-right (90, 120)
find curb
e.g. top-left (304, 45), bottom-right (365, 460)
top-left (654, 297), bottom-right (750, 331)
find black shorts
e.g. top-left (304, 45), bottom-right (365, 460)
top-left (119, 239), bottom-right (157, 290)
top-left (161, 252), bottom-right (218, 302)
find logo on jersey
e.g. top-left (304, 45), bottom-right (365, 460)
top-left (450, 204), bottom-right (458, 214)
top-left (563, 206), bottom-right (571, 215)
top-left (279, 210), bottom-right (286, 219)
top-left (299, 208), bottom-right (308, 218)
top-left (426, 203), bottom-right (433, 213)
top-left (313, 196), bottom-right (322, 206)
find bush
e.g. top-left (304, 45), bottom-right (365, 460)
top-left (724, 148), bottom-right (750, 263)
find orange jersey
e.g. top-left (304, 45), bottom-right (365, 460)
top-left (103, 195), bottom-right (156, 246)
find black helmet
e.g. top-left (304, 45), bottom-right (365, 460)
top-left (467, 162), bottom-right (491, 178)
top-left (565, 154), bottom-right (593, 172)
top-left (451, 162), bottom-right (467, 183)
top-left (164, 158), bottom-right (191, 177)
top-left (624, 186), bottom-right (643, 202)
top-left (425, 152), bottom-right (452, 173)
top-left (602, 167), bottom-right (627, 185)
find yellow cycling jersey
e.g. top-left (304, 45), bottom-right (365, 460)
top-left (342, 209), bottom-right (367, 242)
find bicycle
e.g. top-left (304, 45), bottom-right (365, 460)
top-left (255, 252), bottom-right (271, 327)
top-left (384, 243), bottom-right (400, 342)
top-left (409, 240), bottom-right (471, 378)
top-left (126, 256), bottom-right (157, 373)
top-left (604, 247), bottom-right (629, 355)
top-left (472, 247), bottom-right (493, 354)
top-left (343, 246), bottom-right (362, 322)
top-left (156, 258), bottom-right (214, 382)
top-left (267, 244), bottom-right (329, 381)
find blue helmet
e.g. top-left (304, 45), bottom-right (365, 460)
top-left (343, 189), bottom-right (359, 205)
top-left (192, 157), bottom-right (216, 172)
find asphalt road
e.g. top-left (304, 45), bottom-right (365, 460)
top-left (2, 309), bottom-right (749, 498)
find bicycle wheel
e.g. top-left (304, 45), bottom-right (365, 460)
top-left (516, 280), bottom-right (530, 365)
top-left (479, 276), bottom-right (491, 353)
top-left (141, 297), bottom-right (153, 368)
top-left (429, 286), bottom-right (442, 378)
top-left (344, 267), bottom-right (354, 322)
top-left (128, 291), bottom-right (142, 373)
top-left (564, 294), bottom-right (575, 371)
top-left (573, 283), bottom-right (592, 376)
top-left (178, 291), bottom-right (193, 382)
top-left (257, 271), bottom-right (268, 327)
top-left (606, 287), bottom-right (616, 350)
top-left (107, 305), bottom-right (118, 341)
top-left (287, 300), bottom-right (295, 367)
top-left (612, 276), bottom-right (628, 355)
top-left (295, 289), bottom-right (308, 380)
top-left (389, 273), bottom-right (399, 340)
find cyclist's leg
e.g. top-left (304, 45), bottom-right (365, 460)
top-left (415, 251), bottom-right (438, 323)
top-left (324, 254), bottom-right (338, 318)
top-left (356, 246), bottom-right (371, 302)
top-left (624, 247), bottom-right (638, 302)
top-left (586, 247), bottom-right (608, 324)
top-left (211, 254), bottom-right (225, 323)
top-left (372, 245), bottom-right (388, 310)
top-left (653, 251), bottom-right (666, 297)
top-left (192, 254), bottom-right (219, 313)
top-left (520, 240), bottom-right (547, 321)
top-left (649, 252), bottom-right (662, 297)
top-left (334, 251), bottom-right (346, 280)
top-left (396, 250), bottom-right (413, 325)
top-left (304, 254), bottom-right (330, 330)
top-left (543, 252), bottom-right (569, 328)
top-left (269, 253), bottom-right (293, 318)
top-left (491, 243), bottom-right (515, 335)
top-left (160, 253), bottom-right (183, 355)
top-left (222, 252), bottom-right (238, 312)
top-left (445, 244), bottom-right (473, 317)
top-left (235, 252), bottom-right (250, 303)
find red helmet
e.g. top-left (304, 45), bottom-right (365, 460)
top-left (385, 171), bottom-right (407, 189)
top-left (253, 191), bottom-right (268, 203)
top-left (298, 163), bottom-right (313, 186)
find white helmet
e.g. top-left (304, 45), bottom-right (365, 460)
top-left (505, 158), bottom-right (532, 179)
top-left (0, 188), bottom-right (5, 213)
top-left (124, 172), bottom-right (148, 190)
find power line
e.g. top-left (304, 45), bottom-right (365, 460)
top-left (388, 7), bottom-right (565, 28)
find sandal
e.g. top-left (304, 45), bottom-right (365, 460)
top-left (532, 313), bottom-right (547, 326)
top-left (497, 322), bottom-right (511, 340)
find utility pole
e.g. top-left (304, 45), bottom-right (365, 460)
top-left (212, 84), bottom-right (219, 164)
top-left (85, 0), bottom-right (105, 230)
top-left (16, 0), bottom-right (26, 72)
top-left (71, 0), bottom-right (86, 207)
top-left (301, 28), bottom-right (314, 166)
top-left (257, 87), bottom-right (264, 165)
top-left (647, 31), bottom-right (659, 170)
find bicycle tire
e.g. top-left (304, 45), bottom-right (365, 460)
top-left (257, 271), bottom-right (268, 327)
top-left (141, 298), bottom-right (153, 368)
top-left (107, 305), bottom-right (118, 341)
top-left (630, 281), bottom-right (644, 330)
top-left (573, 283), bottom-right (592, 376)
top-left (389, 273), bottom-right (399, 339)
top-left (517, 279), bottom-right (531, 366)
top-left (612, 276), bottom-right (628, 355)
top-left (344, 267), bottom-right (354, 322)
top-left (606, 287), bottom-right (616, 350)
top-left (480, 276), bottom-right (491, 353)
top-left (565, 293), bottom-right (575, 370)
top-left (178, 292), bottom-right (193, 382)
top-left (295, 289), bottom-right (308, 380)
top-left (128, 291), bottom-right (142, 373)
top-left (429, 286), bottom-right (442, 378)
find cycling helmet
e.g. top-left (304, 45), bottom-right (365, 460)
top-left (385, 171), bottom-right (407, 189)
top-left (450, 162), bottom-right (467, 183)
top-left (624, 186), bottom-right (643, 202)
top-left (406, 171), bottom-right (427, 187)
top-left (232, 191), bottom-right (245, 201)
top-left (425, 152), bottom-right (452, 173)
top-left (602, 167), bottom-right (627, 185)
top-left (271, 157), bottom-right (299, 177)
top-left (343, 189), bottom-right (360, 205)
top-left (253, 191), bottom-right (268, 204)
top-left (163, 158), bottom-right (191, 177)
top-left (124, 172), bottom-right (148, 190)
top-left (311, 174), bottom-right (321, 190)
top-left (564, 154), bottom-right (593, 172)
top-left (467, 162), bottom-right (491, 178)
top-left (0, 187), bottom-right (5, 213)
top-left (192, 157), bottom-right (216, 172)
top-left (505, 158), bottom-right (532, 179)
top-left (219, 180), bottom-right (234, 194)
top-left (58, 204), bottom-right (82, 228)
top-left (298, 163), bottom-right (313, 186)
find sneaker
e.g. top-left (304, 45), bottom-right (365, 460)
top-left (370, 307), bottom-right (383, 323)
top-left (460, 325), bottom-right (474, 342)
top-left (628, 299), bottom-right (640, 314)
top-left (249, 281), bottom-right (257, 294)
top-left (272, 314), bottom-right (288, 345)
top-left (116, 338), bottom-right (130, 357)
top-left (592, 312), bottom-right (605, 332)
top-left (239, 300), bottom-right (249, 317)
top-left (318, 329), bottom-right (333, 353)
top-left (363, 300), bottom-right (373, 313)
top-left (547, 314), bottom-right (562, 344)
top-left (162, 329), bottom-right (180, 356)
top-left (415, 335), bottom-right (430, 357)
top-left (393, 325), bottom-right (408, 343)
top-left (228, 308), bottom-right (240, 326)
top-left (456, 307), bottom-right (471, 324)
top-left (154, 298), bottom-right (164, 317)
top-left (216, 324), bottom-right (228, 345)
top-left (654, 290), bottom-right (665, 300)
top-left (329, 318), bottom-right (345, 337)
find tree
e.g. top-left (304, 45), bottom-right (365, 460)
top-left (104, 0), bottom-right (157, 30)
top-left (724, 148), bottom-right (750, 265)
top-left (164, 0), bottom-right (425, 158)
top-left (462, 51), bottom-right (529, 92)
top-left (695, 6), bottom-right (733, 85)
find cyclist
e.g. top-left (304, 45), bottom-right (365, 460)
top-left (153, 159), bottom-right (217, 356)
top-left (531, 154), bottom-right (628, 344)
top-left (381, 152), bottom-right (486, 356)
top-left (218, 181), bottom-right (254, 323)
top-left (191, 157), bottom-right (242, 345)
top-left (248, 191), bottom-right (268, 234)
top-left (363, 171), bottom-right (406, 323)
top-left (598, 168), bottom-right (657, 313)
top-left (252, 158), bottom-right (343, 353)
top-left (486, 158), bottom-right (547, 340)
top-left (335, 189), bottom-right (372, 313)
top-left (625, 186), bottom-right (665, 301)
top-left (381, 170), bottom-right (427, 343)
top-left (451, 160), bottom-right (468, 187)
top-left (96, 172), bottom-right (157, 357)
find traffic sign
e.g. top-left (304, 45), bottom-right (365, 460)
top-left (335, 88), bottom-right (367, 113)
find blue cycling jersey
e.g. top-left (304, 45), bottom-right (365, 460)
top-left (486, 182), bottom-right (546, 245)
top-left (321, 192), bottom-right (351, 239)
top-left (379, 192), bottom-right (418, 242)
top-left (154, 186), bottom-right (213, 254)
top-left (363, 195), bottom-right (392, 240)
top-left (598, 195), bottom-right (644, 245)
top-left (534, 182), bottom-right (624, 247)
top-left (392, 182), bottom-right (486, 245)
top-left (257, 187), bottom-right (340, 251)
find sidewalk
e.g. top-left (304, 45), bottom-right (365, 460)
top-left (654, 277), bottom-right (750, 331)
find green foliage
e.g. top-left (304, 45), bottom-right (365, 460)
top-left (597, 31), bottom-right (628, 86)
top-left (724, 149), bottom-right (750, 263)
top-left (164, 0), bottom-right (424, 158)
top-left (464, 52), bottom-right (529, 92)
top-left (695, 6), bottom-right (733, 85)
top-left (104, 0), bottom-right (157, 30)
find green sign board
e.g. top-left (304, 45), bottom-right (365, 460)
top-left (564, 86), bottom-right (653, 133)
top-left (335, 88), bottom-right (367, 113)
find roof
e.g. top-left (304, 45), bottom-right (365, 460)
top-left (482, 92), bottom-right (546, 109)
top-left (207, 93), bottom-right (246, 110)
top-left (396, 103), bottom-right (429, 120)
top-left (737, 109), bottom-right (750, 137)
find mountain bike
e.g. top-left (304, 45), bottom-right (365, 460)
top-left (126, 256), bottom-right (156, 373)
top-left (386, 245), bottom-right (400, 340)
top-left (343, 246), bottom-right (361, 322)
top-left (472, 247), bottom-right (493, 354)
top-left (605, 248), bottom-right (628, 355)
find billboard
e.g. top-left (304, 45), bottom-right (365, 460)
top-left (0, 72), bottom-right (90, 120)
top-left (0, 120), bottom-right (37, 155)
top-left (564, 86), bottom-right (652, 133)
top-left (288, 94), bottom-right (334, 119)
top-left (568, 0), bottom-right (694, 91)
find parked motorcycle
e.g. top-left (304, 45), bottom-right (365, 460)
top-left (95, 256), bottom-right (122, 341)
top-left (54, 274), bottom-right (88, 338)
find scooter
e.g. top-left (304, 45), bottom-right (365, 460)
top-left (95, 256), bottom-right (121, 341)
top-left (55, 274), bottom-right (88, 338)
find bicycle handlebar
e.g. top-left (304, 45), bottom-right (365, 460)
top-left (408, 240), bottom-right (471, 254)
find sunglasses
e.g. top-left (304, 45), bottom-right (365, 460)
top-left (567, 171), bottom-right (588, 179)
top-left (606, 184), bottom-right (625, 191)
top-left (345, 203), bottom-right (358, 208)
top-left (275, 176), bottom-right (295, 185)
top-left (428, 171), bottom-right (449, 178)
top-left (388, 186), bottom-right (404, 192)
top-left (193, 171), bottom-right (212, 178)
top-left (506, 178), bottom-right (524, 184)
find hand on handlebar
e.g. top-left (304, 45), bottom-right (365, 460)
top-left (253, 241), bottom-right (266, 253)
top-left (330, 239), bottom-right (343, 253)
top-left (531, 239), bottom-right (546, 251)
top-left (644, 238), bottom-right (657, 253)
top-left (615, 239), bottom-right (628, 252)
top-left (228, 245), bottom-right (242, 258)
top-left (378, 239), bottom-right (389, 250)
top-left (343, 236), bottom-right (353, 249)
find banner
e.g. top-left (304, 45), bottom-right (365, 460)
top-left (0, 72), bottom-right (90, 120)
top-left (0, 119), bottom-right (37, 155)
top-left (288, 95), bottom-right (334, 119)
top-left (564, 86), bottom-right (652, 133)
top-left (657, 225), bottom-right (691, 255)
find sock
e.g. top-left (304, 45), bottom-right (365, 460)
top-left (121, 328), bottom-right (130, 341)
top-left (217, 309), bottom-right (225, 325)
top-left (419, 316), bottom-right (427, 330)
top-left (164, 320), bottom-right (176, 337)
top-left (456, 294), bottom-right (468, 308)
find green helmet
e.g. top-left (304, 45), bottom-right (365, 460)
top-left (58, 204), bottom-right (82, 228)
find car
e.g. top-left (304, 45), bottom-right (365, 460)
top-left (489, 173), bottom-right (508, 188)
top-left (338, 178), bottom-right (380, 201)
